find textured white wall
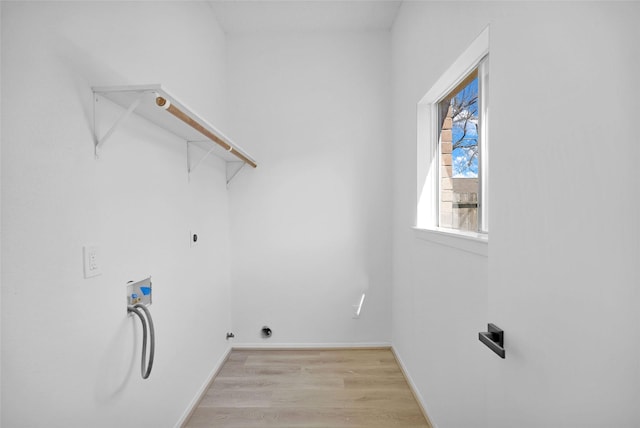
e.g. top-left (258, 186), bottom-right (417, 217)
top-left (226, 31), bottom-right (393, 346)
top-left (391, 2), bottom-right (640, 428)
top-left (1, 2), bottom-right (232, 427)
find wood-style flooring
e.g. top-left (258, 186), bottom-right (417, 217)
top-left (184, 348), bottom-right (432, 428)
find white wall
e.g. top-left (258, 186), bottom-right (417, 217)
top-left (226, 31), bottom-right (393, 346)
top-left (1, 2), bottom-right (232, 427)
top-left (486, 3), bottom-right (640, 427)
top-left (391, 4), bottom-right (493, 426)
top-left (392, 2), bottom-right (640, 428)
top-left (0, 3), bottom-right (3, 422)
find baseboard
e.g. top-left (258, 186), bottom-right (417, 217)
top-left (174, 346), bottom-right (232, 428)
top-left (231, 342), bottom-right (392, 350)
top-left (391, 346), bottom-right (437, 428)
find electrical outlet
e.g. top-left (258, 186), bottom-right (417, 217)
top-left (83, 245), bottom-right (102, 278)
top-left (190, 230), bottom-right (199, 247)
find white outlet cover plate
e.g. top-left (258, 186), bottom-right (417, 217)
top-left (83, 245), bottom-right (102, 278)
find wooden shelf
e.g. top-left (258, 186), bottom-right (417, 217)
top-left (92, 84), bottom-right (257, 180)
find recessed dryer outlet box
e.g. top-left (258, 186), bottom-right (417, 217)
top-left (127, 277), bottom-right (152, 307)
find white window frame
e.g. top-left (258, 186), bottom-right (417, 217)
top-left (415, 27), bottom-right (489, 256)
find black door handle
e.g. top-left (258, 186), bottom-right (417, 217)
top-left (479, 323), bottom-right (505, 358)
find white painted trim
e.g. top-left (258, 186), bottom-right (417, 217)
top-left (418, 27), bottom-right (489, 106)
top-left (478, 57), bottom-right (490, 232)
top-left (232, 342), bottom-right (392, 350)
top-left (416, 26), bottom-right (490, 240)
top-left (174, 346), bottom-right (232, 428)
top-left (391, 346), bottom-right (439, 428)
top-left (413, 227), bottom-right (488, 257)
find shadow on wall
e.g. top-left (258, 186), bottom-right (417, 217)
top-left (93, 317), bottom-right (137, 403)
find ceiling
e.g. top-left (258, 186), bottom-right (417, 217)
top-left (207, 1), bottom-right (402, 33)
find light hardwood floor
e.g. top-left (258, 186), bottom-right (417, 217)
top-left (184, 348), bottom-right (432, 428)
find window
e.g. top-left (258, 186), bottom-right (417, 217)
top-left (438, 68), bottom-right (483, 232)
top-left (416, 28), bottom-right (488, 254)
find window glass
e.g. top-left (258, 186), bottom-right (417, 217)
top-left (437, 72), bottom-right (480, 231)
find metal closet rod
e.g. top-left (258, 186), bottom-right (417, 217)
top-left (155, 96), bottom-right (257, 169)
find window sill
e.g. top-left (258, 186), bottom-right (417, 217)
top-left (412, 227), bottom-right (488, 257)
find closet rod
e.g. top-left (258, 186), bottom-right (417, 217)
top-left (155, 96), bottom-right (257, 169)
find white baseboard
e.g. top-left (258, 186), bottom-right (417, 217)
top-left (231, 342), bottom-right (392, 350)
top-left (174, 346), bottom-right (232, 428)
top-left (391, 346), bottom-right (438, 428)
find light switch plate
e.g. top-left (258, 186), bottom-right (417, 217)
top-left (83, 245), bottom-right (102, 278)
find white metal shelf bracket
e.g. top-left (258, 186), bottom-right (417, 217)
top-left (93, 93), bottom-right (143, 158)
top-left (187, 143), bottom-right (248, 186)
top-left (187, 141), bottom-right (217, 180)
top-left (226, 162), bottom-right (246, 186)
